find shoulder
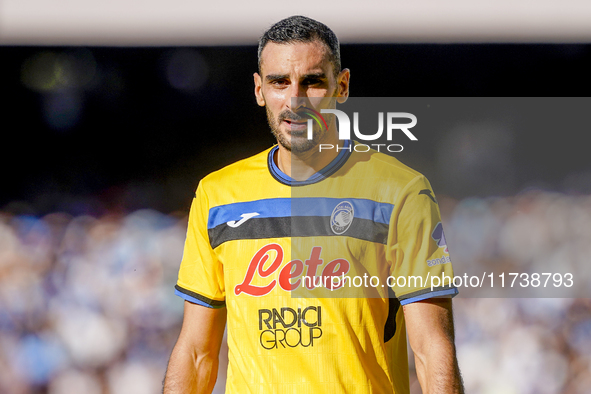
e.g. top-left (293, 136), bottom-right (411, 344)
top-left (194, 146), bottom-right (281, 208)
top-left (200, 146), bottom-right (273, 190)
top-left (347, 143), bottom-right (429, 191)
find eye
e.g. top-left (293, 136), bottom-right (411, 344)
top-left (303, 78), bottom-right (322, 86)
top-left (270, 79), bottom-right (289, 87)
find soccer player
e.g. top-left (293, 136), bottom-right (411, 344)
top-left (164, 15), bottom-right (464, 394)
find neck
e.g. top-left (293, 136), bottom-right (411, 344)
top-left (275, 129), bottom-right (342, 181)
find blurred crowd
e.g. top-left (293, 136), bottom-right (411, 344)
top-left (436, 190), bottom-right (591, 394)
top-left (1, 190), bottom-right (590, 393)
top-left (0, 210), bottom-right (188, 394)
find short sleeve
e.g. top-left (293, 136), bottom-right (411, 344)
top-left (175, 182), bottom-right (226, 308)
top-left (387, 175), bottom-right (458, 305)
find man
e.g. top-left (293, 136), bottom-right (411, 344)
top-left (164, 15), bottom-right (464, 394)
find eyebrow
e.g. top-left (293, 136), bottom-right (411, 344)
top-left (265, 72), bottom-right (327, 82)
top-left (302, 72), bottom-right (327, 79)
top-left (265, 74), bottom-right (288, 81)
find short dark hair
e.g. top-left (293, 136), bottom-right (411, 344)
top-left (258, 15), bottom-right (341, 76)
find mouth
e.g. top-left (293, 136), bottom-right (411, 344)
top-left (283, 119), bottom-right (308, 132)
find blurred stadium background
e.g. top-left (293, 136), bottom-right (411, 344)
top-left (2, 2), bottom-right (591, 393)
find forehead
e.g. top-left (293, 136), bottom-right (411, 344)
top-left (259, 40), bottom-right (333, 76)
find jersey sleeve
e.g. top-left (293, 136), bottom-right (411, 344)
top-left (387, 175), bottom-right (458, 305)
top-left (175, 181), bottom-right (226, 308)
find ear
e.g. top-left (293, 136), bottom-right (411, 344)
top-left (254, 72), bottom-right (265, 107)
top-left (336, 68), bottom-right (350, 104)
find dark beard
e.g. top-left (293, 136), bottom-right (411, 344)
top-left (266, 107), bottom-right (321, 153)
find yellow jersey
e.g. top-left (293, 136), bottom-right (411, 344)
top-left (176, 141), bottom-right (457, 393)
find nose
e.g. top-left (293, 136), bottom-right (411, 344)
top-left (289, 82), bottom-right (308, 110)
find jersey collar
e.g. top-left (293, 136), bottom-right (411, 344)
top-left (268, 140), bottom-right (352, 186)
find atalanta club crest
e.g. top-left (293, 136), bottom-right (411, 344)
top-left (331, 201), bottom-right (354, 235)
